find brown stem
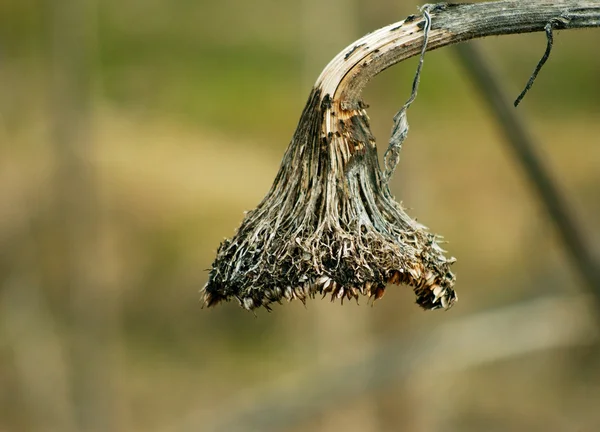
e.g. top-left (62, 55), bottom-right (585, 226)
top-left (318, 1), bottom-right (600, 108)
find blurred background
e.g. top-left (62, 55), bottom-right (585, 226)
top-left (1, 0), bottom-right (600, 431)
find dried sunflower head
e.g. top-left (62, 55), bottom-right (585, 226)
top-left (202, 87), bottom-right (456, 312)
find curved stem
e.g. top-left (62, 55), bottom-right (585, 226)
top-left (316, 0), bottom-right (600, 109)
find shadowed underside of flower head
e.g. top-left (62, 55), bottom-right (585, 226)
top-left (202, 88), bottom-right (457, 312)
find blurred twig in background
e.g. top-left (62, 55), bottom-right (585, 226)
top-left (1, 253), bottom-right (75, 432)
top-left (455, 42), bottom-right (600, 310)
top-left (48, 0), bottom-right (119, 430)
top-left (171, 294), bottom-right (597, 432)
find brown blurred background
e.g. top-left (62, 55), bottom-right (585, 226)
top-left (1, 0), bottom-right (600, 431)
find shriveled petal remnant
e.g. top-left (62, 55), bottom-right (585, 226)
top-left (203, 88), bottom-right (457, 312)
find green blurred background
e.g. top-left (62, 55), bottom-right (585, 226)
top-left (1, 0), bottom-right (600, 431)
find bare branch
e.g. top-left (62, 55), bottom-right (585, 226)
top-left (321, 1), bottom-right (600, 107)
